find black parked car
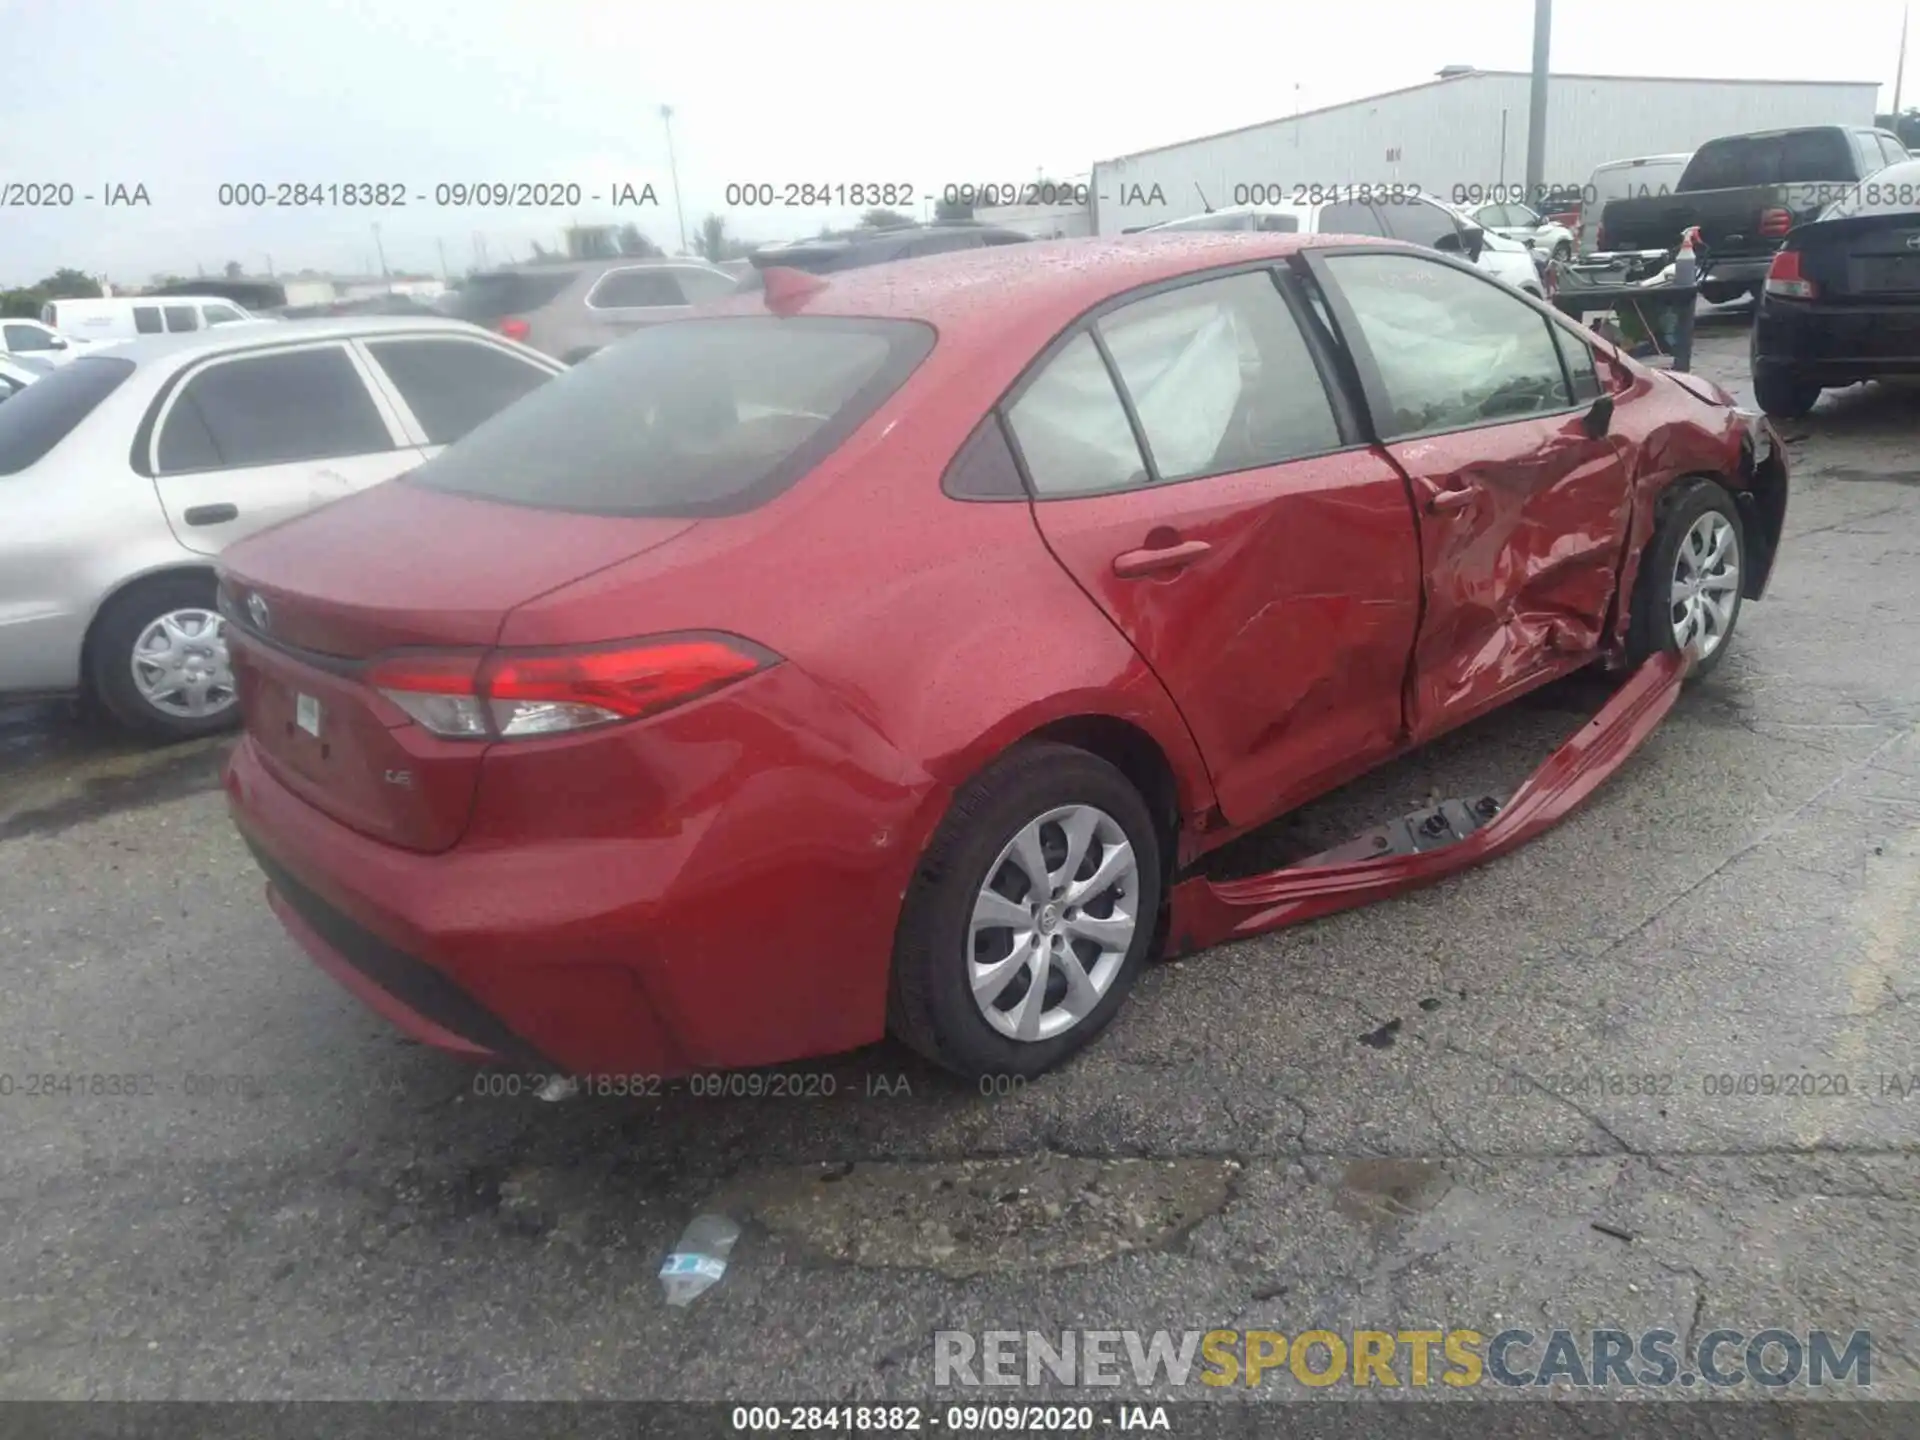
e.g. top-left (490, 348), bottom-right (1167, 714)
top-left (1750, 156), bottom-right (1920, 419)
top-left (1600, 125), bottom-right (1910, 305)
top-left (738, 221), bottom-right (1030, 289)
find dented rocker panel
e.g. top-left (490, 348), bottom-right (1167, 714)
top-left (1165, 648), bottom-right (1691, 954)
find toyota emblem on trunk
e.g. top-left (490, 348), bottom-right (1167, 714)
top-left (247, 593), bottom-right (270, 631)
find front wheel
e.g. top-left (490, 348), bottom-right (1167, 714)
top-left (1626, 478), bottom-right (1746, 681)
top-left (86, 573), bottom-right (239, 741)
top-left (888, 743), bottom-right (1162, 1080)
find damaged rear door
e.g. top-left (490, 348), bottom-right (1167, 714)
top-left (1305, 249), bottom-right (1630, 741)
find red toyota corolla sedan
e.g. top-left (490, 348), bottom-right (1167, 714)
top-left (219, 233), bottom-right (1787, 1083)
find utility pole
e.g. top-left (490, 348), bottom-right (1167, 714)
top-left (660, 104), bottom-right (688, 254)
top-left (265, 253), bottom-right (274, 278)
top-left (1895, 2), bottom-right (1910, 118)
top-left (1525, 0), bottom-right (1552, 200)
top-left (371, 222), bottom-right (390, 282)
top-left (436, 238), bottom-right (450, 281)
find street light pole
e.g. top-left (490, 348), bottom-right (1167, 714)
top-left (660, 104), bottom-right (688, 254)
top-left (1895, 1), bottom-right (1910, 118)
top-left (1524, 0), bottom-right (1552, 200)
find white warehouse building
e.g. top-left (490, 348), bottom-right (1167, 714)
top-left (1090, 69), bottom-right (1881, 234)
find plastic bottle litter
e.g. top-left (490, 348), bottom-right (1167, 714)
top-left (660, 1213), bottom-right (740, 1306)
top-left (1673, 226), bottom-right (1700, 288)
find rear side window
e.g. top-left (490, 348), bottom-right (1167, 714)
top-left (0, 356), bottom-right (135, 475)
top-left (1094, 271), bottom-right (1341, 483)
top-left (1682, 130), bottom-right (1855, 188)
top-left (586, 269), bottom-right (687, 308)
top-left (445, 271), bottom-right (578, 323)
top-left (134, 307), bottom-right (164, 334)
top-left (1006, 332), bottom-right (1146, 497)
top-left (365, 338), bottom-right (554, 445)
top-left (408, 316), bottom-right (935, 517)
top-left (675, 268), bottom-right (740, 303)
top-left (163, 305), bottom-right (200, 333)
top-left (157, 346), bottom-right (392, 473)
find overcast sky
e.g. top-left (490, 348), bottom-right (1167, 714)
top-left (1, 0), bottom-right (1910, 287)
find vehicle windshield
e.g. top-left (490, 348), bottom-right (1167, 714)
top-left (407, 316), bottom-right (935, 517)
top-left (0, 355), bottom-right (136, 475)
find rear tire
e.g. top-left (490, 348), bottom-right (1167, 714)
top-left (1626, 478), bottom-right (1746, 681)
top-left (86, 573), bottom-right (240, 742)
top-left (888, 743), bottom-right (1162, 1081)
top-left (1752, 366), bottom-right (1820, 420)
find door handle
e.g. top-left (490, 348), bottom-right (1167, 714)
top-left (1112, 539), bottom-right (1212, 578)
top-left (182, 503), bottom-right (238, 526)
top-left (1426, 487), bottom-right (1478, 515)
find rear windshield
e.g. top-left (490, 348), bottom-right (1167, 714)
top-left (407, 316), bottom-right (936, 517)
top-left (443, 270), bottom-right (579, 322)
top-left (0, 356), bottom-right (136, 475)
top-left (1681, 130), bottom-right (1855, 189)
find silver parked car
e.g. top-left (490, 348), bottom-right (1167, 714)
top-left (0, 317), bottom-right (564, 739)
top-left (439, 257), bottom-right (739, 363)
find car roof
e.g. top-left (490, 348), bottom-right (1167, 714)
top-left (57, 294), bottom-right (239, 307)
top-left (67, 315), bottom-right (507, 366)
top-left (472, 257), bottom-right (731, 282)
top-left (716, 232), bottom-right (1375, 344)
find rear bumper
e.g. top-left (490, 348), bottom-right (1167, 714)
top-left (1700, 258), bottom-right (1772, 287)
top-left (225, 665), bottom-right (946, 1077)
top-left (1754, 297), bottom-right (1920, 379)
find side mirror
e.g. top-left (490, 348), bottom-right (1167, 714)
top-left (1461, 225), bottom-right (1486, 262)
top-left (49, 336), bottom-right (68, 349)
top-left (1581, 393), bottom-right (1615, 439)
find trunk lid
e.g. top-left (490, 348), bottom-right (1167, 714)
top-left (220, 480), bottom-right (697, 852)
top-left (1793, 213), bottom-right (1920, 301)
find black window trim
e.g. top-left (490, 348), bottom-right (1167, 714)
top-left (135, 338), bottom-right (409, 478)
top-left (353, 333), bottom-right (564, 447)
top-left (1299, 243), bottom-right (1594, 446)
top-left (939, 411), bottom-right (1030, 503)
top-left (990, 256), bottom-right (1375, 505)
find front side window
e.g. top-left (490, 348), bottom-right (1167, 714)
top-left (1379, 197), bottom-right (1461, 251)
top-left (203, 304), bottom-right (248, 326)
top-left (586, 269), bottom-right (687, 308)
top-left (365, 338), bottom-right (554, 445)
top-left (674, 268), bottom-right (740, 303)
top-left (156, 346), bottom-right (392, 473)
top-left (1323, 252), bottom-right (1573, 437)
top-left (1005, 331), bottom-right (1146, 497)
top-left (134, 307), bottom-right (164, 334)
top-left (1318, 202), bottom-right (1386, 237)
top-left (163, 305), bottom-right (200, 333)
top-left (1095, 271), bottom-right (1341, 482)
top-left (3, 322), bottom-right (54, 352)
top-left (1550, 324), bottom-right (1603, 404)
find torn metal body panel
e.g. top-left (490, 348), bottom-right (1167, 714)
top-left (1165, 648), bottom-right (1691, 955)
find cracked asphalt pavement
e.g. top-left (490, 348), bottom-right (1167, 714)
top-left (4, 317), bottom-right (1919, 1405)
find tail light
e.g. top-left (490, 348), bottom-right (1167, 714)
top-left (495, 317), bottom-right (531, 342)
top-left (1764, 249), bottom-right (1817, 300)
top-left (1759, 208), bottom-right (1793, 238)
top-left (366, 634), bottom-right (778, 739)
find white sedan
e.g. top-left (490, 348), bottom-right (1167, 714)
top-left (1470, 202), bottom-right (1577, 262)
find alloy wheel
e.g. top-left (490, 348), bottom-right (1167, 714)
top-left (968, 804), bottom-right (1139, 1042)
top-left (1670, 511), bottom-right (1740, 660)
